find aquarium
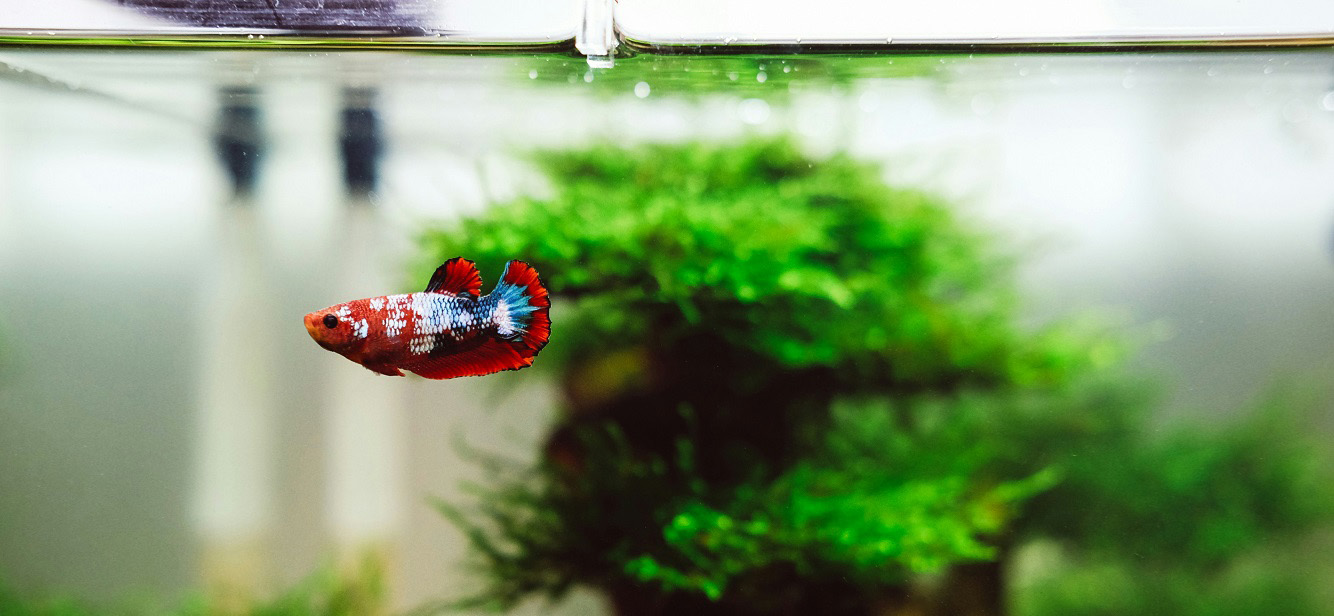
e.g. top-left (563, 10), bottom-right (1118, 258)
top-left (1, 2), bottom-right (1333, 615)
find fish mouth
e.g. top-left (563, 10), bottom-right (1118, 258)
top-left (304, 312), bottom-right (322, 340)
top-left (304, 312), bottom-right (342, 352)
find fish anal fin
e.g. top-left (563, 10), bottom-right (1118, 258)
top-left (363, 362), bottom-right (405, 376)
top-left (401, 337), bottom-right (533, 380)
top-left (425, 257), bottom-right (483, 297)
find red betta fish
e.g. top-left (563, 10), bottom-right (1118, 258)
top-left (303, 258), bottom-right (550, 379)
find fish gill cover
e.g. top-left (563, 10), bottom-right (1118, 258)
top-left (418, 139), bottom-right (1334, 615)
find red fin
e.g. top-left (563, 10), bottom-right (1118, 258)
top-left (425, 257), bottom-right (483, 297)
top-left (362, 362), bottom-right (405, 377)
top-left (400, 338), bottom-right (534, 380)
top-left (500, 260), bottom-right (551, 355)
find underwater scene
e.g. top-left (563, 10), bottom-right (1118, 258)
top-left (1, 49), bottom-right (1334, 616)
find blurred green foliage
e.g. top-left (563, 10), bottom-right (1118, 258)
top-left (1015, 543), bottom-right (1331, 616)
top-left (0, 560), bottom-right (385, 616)
top-left (517, 54), bottom-right (938, 99)
top-left (420, 139), bottom-right (1333, 614)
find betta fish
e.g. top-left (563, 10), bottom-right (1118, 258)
top-left (303, 258), bottom-right (550, 379)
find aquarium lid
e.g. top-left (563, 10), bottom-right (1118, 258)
top-left (0, 0), bottom-right (582, 50)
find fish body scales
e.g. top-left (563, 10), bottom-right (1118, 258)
top-left (367, 292), bottom-right (492, 357)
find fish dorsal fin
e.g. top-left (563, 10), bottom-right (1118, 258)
top-left (425, 257), bottom-right (483, 297)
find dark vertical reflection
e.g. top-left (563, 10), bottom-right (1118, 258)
top-left (214, 87), bottom-right (265, 199)
top-left (339, 87), bottom-right (383, 198)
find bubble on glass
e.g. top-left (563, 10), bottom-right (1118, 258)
top-left (756, 71), bottom-right (768, 84)
top-left (584, 71), bottom-right (594, 83)
top-left (739, 98), bottom-right (771, 125)
top-left (529, 70), bottom-right (538, 80)
top-left (970, 93), bottom-right (995, 116)
top-left (728, 72), bottom-right (739, 82)
top-left (1121, 75), bottom-right (1137, 89)
top-left (858, 92), bottom-right (879, 113)
top-left (635, 82), bottom-right (651, 98)
top-left (1321, 92), bottom-right (1334, 112)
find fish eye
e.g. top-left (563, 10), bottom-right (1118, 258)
top-left (323, 314), bottom-right (339, 329)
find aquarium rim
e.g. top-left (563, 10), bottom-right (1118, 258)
top-left (620, 32), bottom-right (1334, 54)
top-left (0, 29), bottom-right (578, 53)
top-left (0, 29), bottom-right (1332, 55)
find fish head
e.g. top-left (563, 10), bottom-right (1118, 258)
top-left (304, 303), bottom-right (365, 355)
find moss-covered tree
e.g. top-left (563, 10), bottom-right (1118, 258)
top-left (420, 139), bottom-right (1333, 615)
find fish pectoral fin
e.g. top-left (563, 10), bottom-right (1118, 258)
top-left (424, 257), bottom-right (483, 298)
top-left (400, 337), bottom-right (532, 380)
top-left (362, 362), bottom-right (405, 376)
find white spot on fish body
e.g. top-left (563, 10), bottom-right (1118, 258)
top-left (411, 293), bottom-right (451, 335)
top-left (353, 319), bottom-right (369, 339)
top-left (369, 297), bottom-right (385, 311)
top-left (381, 294), bottom-right (411, 337)
top-left (494, 301), bottom-right (513, 337)
top-left (409, 335), bottom-right (434, 355)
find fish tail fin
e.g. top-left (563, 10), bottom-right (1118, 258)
top-left (490, 260), bottom-right (551, 359)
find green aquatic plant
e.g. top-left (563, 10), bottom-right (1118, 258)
top-left (0, 559), bottom-right (385, 616)
top-left (418, 139), bottom-right (1334, 614)
top-left (518, 54), bottom-right (938, 99)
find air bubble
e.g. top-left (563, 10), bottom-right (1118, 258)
top-left (634, 82), bottom-right (651, 98)
top-left (739, 98), bottom-right (771, 124)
